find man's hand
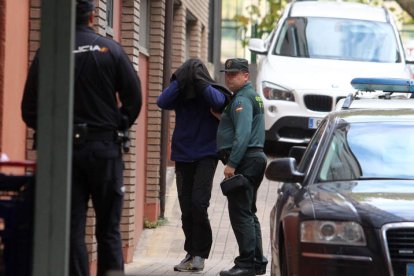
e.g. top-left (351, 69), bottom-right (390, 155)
top-left (224, 165), bottom-right (235, 179)
top-left (210, 108), bottom-right (221, 120)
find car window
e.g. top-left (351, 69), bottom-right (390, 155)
top-left (273, 17), bottom-right (400, 63)
top-left (298, 119), bottom-right (327, 173)
top-left (318, 122), bottom-right (414, 181)
top-left (264, 28), bottom-right (276, 50)
top-left (318, 124), bottom-right (362, 181)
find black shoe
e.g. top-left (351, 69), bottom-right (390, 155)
top-left (219, 266), bottom-right (255, 276)
top-left (255, 265), bottom-right (267, 275)
top-left (255, 256), bottom-right (268, 274)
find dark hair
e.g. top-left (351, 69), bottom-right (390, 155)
top-left (76, 11), bottom-right (92, 26)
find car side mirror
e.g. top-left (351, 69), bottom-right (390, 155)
top-left (265, 157), bottom-right (304, 183)
top-left (248, 38), bottom-right (268, 55)
top-left (288, 146), bottom-right (306, 164)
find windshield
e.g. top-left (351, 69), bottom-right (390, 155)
top-left (318, 122), bottom-right (414, 181)
top-left (273, 17), bottom-right (400, 63)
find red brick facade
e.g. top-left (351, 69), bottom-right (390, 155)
top-left (11, 0), bottom-right (212, 272)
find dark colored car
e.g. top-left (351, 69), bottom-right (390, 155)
top-left (266, 109), bottom-right (414, 276)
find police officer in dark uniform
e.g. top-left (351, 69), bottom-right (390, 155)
top-left (217, 58), bottom-right (268, 276)
top-left (21, 1), bottom-right (142, 275)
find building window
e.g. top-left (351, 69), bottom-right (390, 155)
top-left (106, 0), bottom-right (114, 36)
top-left (139, 0), bottom-right (150, 51)
top-left (221, 19), bottom-right (246, 61)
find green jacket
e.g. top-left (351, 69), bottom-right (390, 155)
top-left (217, 81), bottom-right (265, 168)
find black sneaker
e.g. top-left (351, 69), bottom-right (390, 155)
top-left (173, 254), bottom-right (192, 271)
top-left (174, 255), bottom-right (205, 272)
top-left (188, 256), bottom-right (205, 272)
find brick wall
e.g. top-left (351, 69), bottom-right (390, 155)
top-left (170, 0), bottom-right (210, 74)
top-left (94, 0), bottom-right (107, 36)
top-left (119, 0), bottom-right (141, 262)
top-left (185, 1), bottom-right (209, 34)
top-left (184, 0), bottom-right (209, 63)
top-left (144, 0), bottom-right (165, 221)
top-left (27, 0), bottom-right (40, 162)
top-left (188, 21), bottom-right (202, 58)
top-left (172, 6), bottom-right (186, 69)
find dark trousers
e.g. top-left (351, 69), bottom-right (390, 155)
top-left (175, 157), bottom-right (218, 258)
top-left (227, 151), bottom-right (268, 269)
top-left (70, 141), bottom-right (124, 276)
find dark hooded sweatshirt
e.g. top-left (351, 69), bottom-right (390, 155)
top-left (157, 59), bottom-right (232, 162)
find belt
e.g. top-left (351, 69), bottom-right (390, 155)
top-left (218, 147), bottom-right (263, 164)
top-left (73, 124), bottom-right (119, 143)
top-left (218, 147), bottom-right (263, 156)
top-left (85, 130), bottom-right (118, 141)
top-left (245, 147), bottom-right (263, 154)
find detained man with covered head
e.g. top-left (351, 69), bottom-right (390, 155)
top-left (157, 58), bottom-right (231, 273)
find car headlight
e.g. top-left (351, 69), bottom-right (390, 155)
top-left (300, 221), bottom-right (366, 246)
top-left (262, 81), bottom-right (295, 101)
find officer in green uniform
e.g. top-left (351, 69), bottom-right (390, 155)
top-left (217, 58), bottom-right (268, 276)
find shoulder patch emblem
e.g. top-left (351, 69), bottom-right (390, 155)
top-left (235, 102), bottom-right (243, 112)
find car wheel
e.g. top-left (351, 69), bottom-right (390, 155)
top-left (280, 239), bottom-right (289, 276)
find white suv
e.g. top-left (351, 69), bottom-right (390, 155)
top-left (249, 0), bottom-right (412, 147)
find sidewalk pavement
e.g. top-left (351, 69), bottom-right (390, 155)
top-left (125, 161), bottom-right (280, 276)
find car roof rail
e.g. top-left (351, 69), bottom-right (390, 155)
top-left (341, 93), bottom-right (355, 110)
top-left (351, 78), bottom-right (414, 93)
top-left (382, 7), bottom-right (391, 23)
